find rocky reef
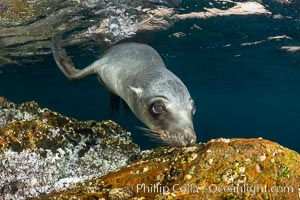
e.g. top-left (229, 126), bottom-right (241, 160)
top-left (1, 98), bottom-right (299, 199)
top-left (0, 97), bottom-right (140, 199)
top-left (0, 97), bottom-right (300, 200)
top-left (29, 138), bottom-right (300, 200)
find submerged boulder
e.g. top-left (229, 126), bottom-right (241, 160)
top-left (0, 97), bottom-right (140, 199)
top-left (31, 138), bottom-right (300, 200)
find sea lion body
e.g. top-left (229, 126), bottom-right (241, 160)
top-left (52, 40), bottom-right (196, 147)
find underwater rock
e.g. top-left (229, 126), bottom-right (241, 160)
top-left (0, 97), bottom-right (140, 199)
top-left (0, 0), bottom-right (285, 67)
top-left (30, 138), bottom-right (300, 200)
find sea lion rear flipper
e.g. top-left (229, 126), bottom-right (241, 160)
top-left (51, 35), bottom-right (96, 80)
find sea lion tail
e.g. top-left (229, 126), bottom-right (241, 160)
top-left (51, 35), bottom-right (95, 80)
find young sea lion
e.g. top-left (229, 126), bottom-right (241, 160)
top-left (51, 38), bottom-right (196, 147)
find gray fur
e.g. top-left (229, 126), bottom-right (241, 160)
top-left (51, 38), bottom-right (196, 147)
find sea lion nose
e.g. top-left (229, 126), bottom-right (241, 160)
top-left (184, 128), bottom-right (197, 146)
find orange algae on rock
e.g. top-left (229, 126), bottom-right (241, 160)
top-left (31, 138), bottom-right (300, 200)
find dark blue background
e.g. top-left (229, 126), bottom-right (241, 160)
top-left (0, 15), bottom-right (299, 152)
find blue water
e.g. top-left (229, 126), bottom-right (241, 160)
top-left (0, 14), bottom-right (299, 152)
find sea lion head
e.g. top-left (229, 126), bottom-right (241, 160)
top-left (128, 72), bottom-right (197, 147)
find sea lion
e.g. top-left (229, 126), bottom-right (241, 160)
top-left (51, 38), bottom-right (196, 147)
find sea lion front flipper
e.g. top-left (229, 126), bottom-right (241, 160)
top-left (51, 35), bottom-right (96, 80)
top-left (109, 92), bottom-right (121, 115)
top-left (109, 92), bottom-right (131, 115)
top-left (122, 100), bottom-right (131, 115)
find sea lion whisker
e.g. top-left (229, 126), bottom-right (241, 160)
top-left (136, 126), bottom-right (156, 134)
top-left (136, 126), bottom-right (159, 136)
top-left (136, 126), bottom-right (163, 142)
top-left (143, 133), bottom-right (163, 143)
top-left (136, 127), bottom-right (161, 137)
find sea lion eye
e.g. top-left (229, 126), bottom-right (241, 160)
top-left (151, 103), bottom-right (166, 115)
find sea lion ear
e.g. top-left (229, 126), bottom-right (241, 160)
top-left (128, 85), bottom-right (143, 96)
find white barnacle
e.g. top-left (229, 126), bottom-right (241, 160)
top-left (257, 153), bottom-right (266, 162)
